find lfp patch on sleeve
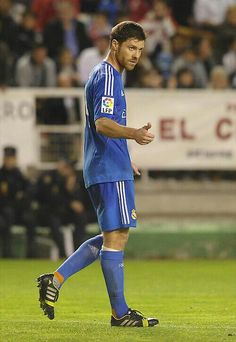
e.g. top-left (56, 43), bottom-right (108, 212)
top-left (101, 97), bottom-right (114, 114)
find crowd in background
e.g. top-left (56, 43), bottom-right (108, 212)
top-left (0, 0), bottom-right (236, 90)
top-left (0, 146), bottom-right (96, 258)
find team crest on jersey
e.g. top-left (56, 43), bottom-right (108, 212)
top-left (131, 209), bottom-right (137, 220)
top-left (101, 97), bottom-right (114, 114)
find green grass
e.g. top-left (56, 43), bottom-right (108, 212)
top-left (0, 259), bottom-right (236, 341)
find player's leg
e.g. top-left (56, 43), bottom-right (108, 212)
top-left (98, 181), bottom-right (158, 327)
top-left (100, 228), bottom-right (158, 327)
top-left (54, 233), bottom-right (103, 286)
top-left (37, 234), bottom-right (103, 319)
top-left (100, 228), bottom-right (129, 318)
top-left (37, 233), bottom-right (103, 319)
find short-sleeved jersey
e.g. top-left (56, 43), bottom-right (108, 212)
top-left (83, 61), bottom-right (133, 188)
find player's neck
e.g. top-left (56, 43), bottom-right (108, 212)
top-left (105, 52), bottom-right (124, 74)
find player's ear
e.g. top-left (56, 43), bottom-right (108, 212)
top-left (111, 39), bottom-right (119, 51)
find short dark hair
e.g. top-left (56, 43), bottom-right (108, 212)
top-left (110, 21), bottom-right (146, 44)
top-left (3, 146), bottom-right (17, 157)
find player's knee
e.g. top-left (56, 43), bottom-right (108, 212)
top-left (103, 228), bottom-right (129, 250)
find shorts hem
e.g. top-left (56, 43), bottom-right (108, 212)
top-left (100, 224), bottom-right (137, 232)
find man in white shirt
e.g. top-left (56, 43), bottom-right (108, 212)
top-left (77, 33), bottom-right (110, 85)
top-left (141, 0), bottom-right (176, 56)
top-left (194, 0), bottom-right (236, 26)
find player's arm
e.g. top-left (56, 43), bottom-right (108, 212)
top-left (95, 117), bottom-right (155, 145)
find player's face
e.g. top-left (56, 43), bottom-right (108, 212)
top-left (116, 38), bottom-right (145, 71)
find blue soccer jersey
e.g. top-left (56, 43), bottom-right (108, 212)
top-left (83, 61), bottom-right (133, 188)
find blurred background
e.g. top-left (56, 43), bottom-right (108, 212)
top-left (0, 0), bottom-right (235, 260)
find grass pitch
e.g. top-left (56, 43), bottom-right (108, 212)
top-left (0, 259), bottom-right (235, 342)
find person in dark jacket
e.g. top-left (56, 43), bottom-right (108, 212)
top-left (36, 160), bottom-right (68, 258)
top-left (15, 11), bottom-right (38, 58)
top-left (0, 0), bottom-right (17, 52)
top-left (43, 0), bottom-right (91, 60)
top-left (0, 146), bottom-right (36, 257)
top-left (36, 159), bottom-right (87, 257)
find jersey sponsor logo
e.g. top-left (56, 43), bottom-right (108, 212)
top-left (101, 96), bottom-right (114, 114)
top-left (131, 209), bottom-right (137, 220)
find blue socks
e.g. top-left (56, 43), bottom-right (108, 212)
top-left (54, 235), bottom-right (129, 319)
top-left (54, 234), bottom-right (103, 287)
top-left (100, 250), bottom-right (128, 318)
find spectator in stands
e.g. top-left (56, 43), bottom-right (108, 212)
top-left (77, 33), bottom-right (110, 85)
top-left (0, 146), bottom-right (36, 258)
top-left (197, 37), bottom-right (216, 78)
top-left (216, 4), bottom-right (236, 60)
top-left (167, 0), bottom-right (194, 27)
top-left (31, 0), bottom-right (57, 31)
top-left (0, 0), bottom-right (17, 52)
top-left (193, 0), bottom-right (236, 29)
top-left (36, 73), bottom-right (81, 125)
top-left (209, 65), bottom-right (229, 89)
top-left (14, 11), bottom-right (39, 58)
top-left (172, 45), bottom-right (208, 88)
top-left (154, 50), bottom-right (174, 81)
top-left (31, 0), bottom-right (80, 32)
top-left (36, 158), bottom-right (87, 256)
top-left (36, 159), bottom-right (68, 258)
top-left (223, 37), bottom-right (236, 77)
top-left (10, 0), bottom-right (29, 24)
top-left (57, 47), bottom-right (79, 86)
top-left (15, 43), bottom-right (56, 87)
top-left (43, 0), bottom-right (91, 60)
top-left (139, 68), bottom-right (164, 88)
top-left (87, 11), bottom-right (111, 42)
top-left (141, 0), bottom-right (176, 58)
top-left (175, 67), bottom-right (196, 89)
top-left (170, 34), bottom-right (189, 59)
top-left (127, 0), bottom-right (151, 23)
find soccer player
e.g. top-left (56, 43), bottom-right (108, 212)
top-left (37, 21), bottom-right (158, 327)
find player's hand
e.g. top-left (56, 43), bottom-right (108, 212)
top-left (134, 122), bottom-right (155, 145)
top-left (131, 161), bottom-right (141, 176)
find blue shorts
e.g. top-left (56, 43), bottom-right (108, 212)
top-left (87, 180), bottom-right (137, 231)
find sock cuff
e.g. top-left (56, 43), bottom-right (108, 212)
top-left (54, 271), bottom-right (64, 284)
top-left (102, 246), bottom-right (120, 252)
top-left (100, 250), bottom-right (124, 260)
